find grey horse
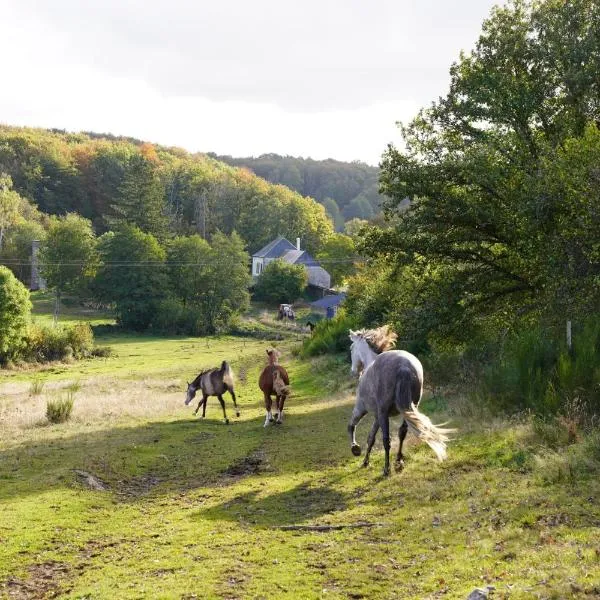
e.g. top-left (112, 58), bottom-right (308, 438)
top-left (185, 361), bottom-right (240, 424)
top-left (347, 327), bottom-right (454, 476)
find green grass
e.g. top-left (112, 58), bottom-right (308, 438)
top-left (30, 292), bottom-right (115, 327)
top-left (1, 301), bottom-right (599, 598)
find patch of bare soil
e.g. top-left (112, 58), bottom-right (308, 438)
top-left (2, 561), bottom-right (70, 599)
top-left (117, 475), bottom-right (163, 498)
top-left (224, 450), bottom-right (269, 477)
top-left (73, 469), bottom-right (108, 491)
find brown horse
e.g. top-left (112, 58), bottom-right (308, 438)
top-left (259, 349), bottom-right (290, 426)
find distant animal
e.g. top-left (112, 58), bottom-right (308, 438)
top-left (277, 304), bottom-right (295, 321)
top-left (185, 361), bottom-right (239, 424)
top-left (258, 349), bottom-right (290, 426)
top-left (305, 321), bottom-right (315, 333)
top-left (347, 326), bottom-right (455, 476)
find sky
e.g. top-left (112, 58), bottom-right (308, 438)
top-left (2, 0), bottom-right (500, 165)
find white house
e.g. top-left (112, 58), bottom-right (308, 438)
top-left (252, 236), bottom-right (331, 290)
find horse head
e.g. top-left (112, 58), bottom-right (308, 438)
top-left (349, 330), bottom-right (364, 376)
top-left (185, 382), bottom-right (197, 405)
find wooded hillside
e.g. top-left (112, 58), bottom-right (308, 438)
top-left (210, 153), bottom-right (383, 229)
top-left (0, 126), bottom-right (333, 254)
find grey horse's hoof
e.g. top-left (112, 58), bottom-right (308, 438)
top-left (351, 444), bottom-right (362, 456)
top-left (395, 459), bottom-right (405, 472)
top-left (382, 468), bottom-right (390, 477)
top-left (361, 459), bottom-right (369, 468)
top-left (225, 418), bottom-right (229, 424)
top-left (236, 412), bottom-right (240, 417)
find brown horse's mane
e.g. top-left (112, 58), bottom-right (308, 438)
top-left (353, 325), bottom-right (397, 354)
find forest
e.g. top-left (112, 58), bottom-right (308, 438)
top-left (210, 152), bottom-right (383, 229)
top-left (0, 126), bottom-right (333, 255)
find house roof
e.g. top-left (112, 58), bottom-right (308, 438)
top-left (252, 236), bottom-right (296, 258)
top-left (280, 249), bottom-right (320, 266)
top-left (310, 293), bottom-right (346, 310)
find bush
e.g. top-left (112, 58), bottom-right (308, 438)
top-left (0, 266), bottom-right (32, 364)
top-left (150, 298), bottom-right (208, 336)
top-left (254, 260), bottom-right (308, 304)
top-left (477, 318), bottom-right (600, 419)
top-left (46, 392), bottom-right (75, 424)
top-left (300, 310), bottom-right (358, 357)
top-left (25, 322), bottom-right (95, 362)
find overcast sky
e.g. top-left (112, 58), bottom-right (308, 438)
top-left (2, 0), bottom-right (500, 165)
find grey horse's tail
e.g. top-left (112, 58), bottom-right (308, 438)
top-left (402, 405), bottom-right (455, 461)
top-left (221, 361), bottom-right (235, 390)
top-left (394, 376), bottom-right (455, 460)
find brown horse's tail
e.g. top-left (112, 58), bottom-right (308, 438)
top-left (402, 404), bottom-right (456, 461)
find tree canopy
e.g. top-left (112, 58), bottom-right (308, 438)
top-left (355, 0), bottom-right (600, 343)
top-left (0, 126), bottom-right (334, 256)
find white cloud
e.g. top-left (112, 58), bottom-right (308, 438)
top-left (1, 0), bottom-right (500, 163)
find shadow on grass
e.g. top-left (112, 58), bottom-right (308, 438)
top-left (197, 482), bottom-right (348, 527)
top-left (0, 397), bottom-right (358, 504)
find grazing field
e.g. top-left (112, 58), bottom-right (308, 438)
top-left (1, 322), bottom-right (599, 598)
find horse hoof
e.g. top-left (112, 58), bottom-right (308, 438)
top-left (395, 459), bottom-right (405, 472)
top-left (361, 460), bottom-right (369, 468)
top-left (351, 444), bottom-right (362, 456)
top-left (269, 418), bottom-right (275, 423)
top-left (225, 419), bottom-right (229, 425)
top-left (275, 420), bottom-right (282, 425)
top-left (236, 412), bottom-right (240, 417)
top-left (382, 468), bottom-right (390, 477)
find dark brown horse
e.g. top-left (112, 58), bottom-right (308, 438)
top-left (185, 361), bottom-right (239, 424)
top-left (259, 349), bottom-right (290, 426)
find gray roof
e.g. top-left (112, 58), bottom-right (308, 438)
top-left (280, 249), bottom-right (318, 266)
top-left (252, 236), bottom-right (296, 258)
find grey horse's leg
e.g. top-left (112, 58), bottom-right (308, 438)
top-left (362, 419), bottom-right (380, 468)
top-left (396, 419), bottom-right (408, 470)
top-left (348, 406), bottom-right (367, 456)
top-left (217, 395), bottom-right (229, 424)
top-left (194, 394), bottom-right (207, 417)
top-left (379, 410), bottom-right (391, 477)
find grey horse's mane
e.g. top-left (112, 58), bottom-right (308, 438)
top-left (353, 325), bottom-right (398, 354)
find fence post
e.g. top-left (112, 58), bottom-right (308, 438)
top-left (566, 320), bottom-right (572, 352)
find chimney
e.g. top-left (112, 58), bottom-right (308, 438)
top-left (296, 237), bottom-right (301, 251)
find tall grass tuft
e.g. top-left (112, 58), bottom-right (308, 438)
top-left (29, 378), bottom-right (45, 396)
top-left (46, 391), bottom-right (75, 424)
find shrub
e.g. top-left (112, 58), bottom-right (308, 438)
top-left (301, 310), bottom-right (358, 357)
top-left (0, 266), bottom-right (32, 364)
top-left (477, 318), bottom-right (600, 419)
top-left (25, 322), bottom-right (95, 362)
top-left (151, 298), bottom-right (208, 336)
top-left (46, 392), bottom-right (75, 424)
top-left (254, 260), bottom-right (308, 304)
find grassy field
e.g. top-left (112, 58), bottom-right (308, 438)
top-left (1, 305), bottom-right (599, 598)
